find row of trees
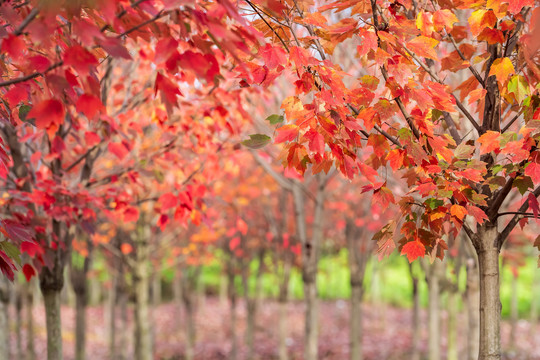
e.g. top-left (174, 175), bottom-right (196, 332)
top-left (0, 1), bottom-right (539, 360)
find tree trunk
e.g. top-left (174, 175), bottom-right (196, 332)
top-left (466, 254), bottom-right (480, 360)
top-left (181, 267), bottom-right (200, 360)
top-left (118, 289), bottom-right (129, 360)
top-left (278, 254), bottom-right (291, 360)
top-left (133, 227), bottom-right (151, 360)
top-left (219, 272), bottom-right (227, 310)
top-left (227, 262), bottom-right (238, 360)
top-left (42, 289), bottom-right (63, 360)
top-left (447, 287), bottom-right (459, 360)
top-left (303, 278), bottom-right (318, 360)
top-left (74, 292), bottom-right (86, 360)
top-left (349, 284), bottom-right (363, 360)
top-left (346, 219), bottom-right (370, 360)
top-left (476, 224), bottom-right (501, 360)
top-left (242, 251), bottom-right (264, 360)
top-left (426, 260), bottom-right (443, 360)
top-left (408, 263), bottom-right (421, 360)
top-left (15, 285), bottom-right (23, 360)
top-left (0, 277), bottom-right (10, 360)
top-left (25, 279), bottom-right (35, 360)
top-left (107, 271), bottom-right (117, 360)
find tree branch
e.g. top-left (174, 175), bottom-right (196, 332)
top-left (497, 186), bottom-right (540, 248)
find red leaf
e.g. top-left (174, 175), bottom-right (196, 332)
top-left (401, 240), bottom-right (426, 263)
top-left (274, 125), bottom-right (299, 144)
top-left (85, 132), bottom-right (101, 146)
top-left (76, 94), bottom-right (105, 119)
top-left (237, 218), bottom-right (248, 235)
top-left (108, 142), bottom-right (129, 160)
top-left (467, 205), bottom-right (488, 224)
top-left (21, 241), bottom-right (42, 258)
top-left (123, 207), bottom-right (139, 223)
top-left (154, 72), bottom-right (182, 111)
top-left (159, 193), bottom-right (178, 211)
top-left (120, 243), bottom-right (133, 254)
top-left (27, 99), bottom-right (65, 130)
top-left (0, 251), bottom-right (15, 281)
top-left (22, 264), bottom-right (36, 282)
top-left (229, 236), bottom-right (241, 250)
top-left (64, 45), bottom-right (98, 74)
top-left (1, 34), bottom-right (25, 59)
top-left (157, 214), bottom-right (169, 231)
top-left (525, 162), bottom-right (540, 184)
top-left (528, 193), bottom-right (540, 219)
top-left (1, 220), bottom-right (33, 243)
top-left (98, 37), bottom-right (132, 59)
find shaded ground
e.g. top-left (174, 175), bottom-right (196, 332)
top-left (16, 297), bottom-right (540, 359)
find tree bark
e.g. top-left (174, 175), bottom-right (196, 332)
top-left (107, 270), bottom-right (117, 360)
top-left (42, 289), bottom-right (63, 360)
top-left (476, 223), bottom-right (501, 360)
top-left (509, 273), bottom-right (518, 350)
top-left (25, 279), bottom-right (35, 360)
top-left (0, 277), bottom-right (10, 360)
top-left (346, 219), bottom-right (370, 360)
top-left (181, 267), bottom-right (200, 360)
top-left (447, 283), bottom-right (459, 360)
top-left (15, 284), bottom-right (23, 360)
top-left (70, 245), bottom-right (92, 360)
top-left (466, 254), bottom-right (480, 360)
top-left (426, 259), bottom-right (444, 360)
top-left (408, 263), bottom-right (421, 360)
top-left (133, 226), bottom-right (151, 360)
top-left (227, 263), bottom-right (238, 360)
top-left (278, 253), bottom-right (291, 360)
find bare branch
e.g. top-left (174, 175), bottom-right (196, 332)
top-left (498, 186), bottom-right (540, 248)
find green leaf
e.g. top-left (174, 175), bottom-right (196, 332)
top-left (19, 105), bottom-right (32, 122)
top-left (508, 75), bottom-right (529, 104)
top-left (491, 165), bottom-right (503, 175)
top-left (425, 198), bottom-right (444, 210)
top-left (241, 134), bottom-right (271, 149)
top-left (454, 143), bottom-right (475, 160)
top-left (513, 176), bottom-right (534, 195)
top-left (265, 114), bottom-right (284, 124)
top-left (0, 241), bottom-right (21, 266)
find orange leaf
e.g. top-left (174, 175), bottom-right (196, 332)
top-left (477, 130), bottom-right (501, 154)
top-left (407, 36), bottom-right (439, 60)
top-left (450, 204), bottom-right (467, 220)
top-left (274, 124), bottom-right (299, 144)
top-left (488, 57), bottom-right (515, 85)
top-left (525, 162), bottom-right (540, 184)
top-left (401, 240), bottom-right (425, 263)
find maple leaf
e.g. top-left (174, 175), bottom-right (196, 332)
top-left (21, 241), bottom-right (43, 258)
top-left (489, 58), bottom-right (515, 85)
top-left (467, 205), bottom-right (488, 224)
top-left (76, 94), bottom-right (105, 119)
top-left (450, 204), bottom-right (467, 220)
top-left (401, 240), bottom-right (425, 263)
top-left (27, 99), bottom-right (65, 130)
top-left (477, 131), bottom-right (501, 154)
top-left (407, 36), bottom-right (439, 60)
top-left (108, 142), bottom-right (130, 161)
top-left (154, 72), bottom-right (182, 112)
top-left (274, 124), bottom-right (299, 144)
top-left (525, 162), bottom-right (540, 184)
top-left (22, 264), bottom-right (36, 282)
top-left (242, 134), bottom-right (271, 149)
top-left (529, 193), bottom-right (540, 219)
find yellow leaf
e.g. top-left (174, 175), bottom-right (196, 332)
top-left (488, 57), bottom-right (515, 85)
top-left (407, 36), bottom-right (439, 60)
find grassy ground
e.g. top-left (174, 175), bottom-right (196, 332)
top-left (189, 249), bottom-right (539, 319)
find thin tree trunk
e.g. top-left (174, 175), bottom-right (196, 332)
top-left (243, 251), bottom-right (264, 360)
top-left (303, 279), bottom-right (318, 360)
top-left (74, 293), bottom-right (86, 360)
top-left (25, 279), bottom-right (35, 360)
top-left (278, 254), bottom-right (291, 360)
top-left (346, 219), bottom-right (371, 360)
top-left (42, 289), bottom-right (63, 360)
top-left (426, 259), bottom-right (443, 360)
top-left (447, 288), bottom-right (459, 360)
top-left (466, 253), bottom-right (480, 360)
top-left (0, 277), bottom-right (10, 360)
top-left (408, 263), bottom-right (421, 360)
top-left (133, 226), bottom-right (151, 360)
top-left (181, 267), bottom-right (200, 360)
top-left (227, 260), bottom-right (238, 360)
top-left (107, 271), bottom-right (117, 360)
top-left (118, 290), bottom-right (129, 360)
top-left (219, 272), bottom-right (227, 310)
top-left (476, 223), bottom-right (501, 360)
top-left (15, 285), bottom-right (23, 360)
